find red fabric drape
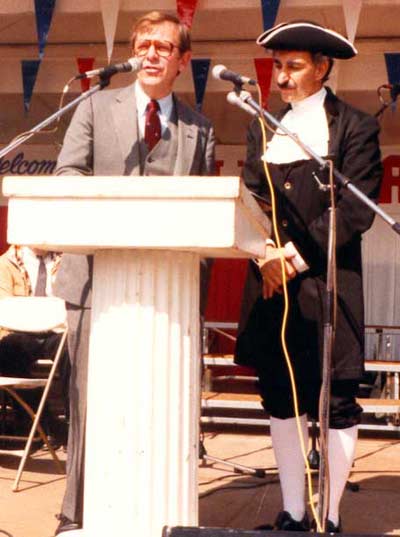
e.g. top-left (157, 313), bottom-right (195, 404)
top-left (205, 258), bottom-right (248, 353)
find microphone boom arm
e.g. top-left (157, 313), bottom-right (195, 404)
top-left (233, 90), bottom-right (400, 235)
top-left (0, 80), bottom-right (109, 161)
top-left (374, 83), bottom-right (400, 119)
top-left (0, 59), bottom-right (143, 161)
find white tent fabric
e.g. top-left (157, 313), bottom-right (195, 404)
top-left (362, 203), bottom-right (400, 360)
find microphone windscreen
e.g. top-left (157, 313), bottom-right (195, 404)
top-left (127, 57), bottom-right (143, 71)
top-left (211, 64), bottom-right (227, 80)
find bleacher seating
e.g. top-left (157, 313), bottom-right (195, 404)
top-left (201, 324), bottom-right (400, 432)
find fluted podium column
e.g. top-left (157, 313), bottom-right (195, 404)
top-left (3, 175), bottom-right (270, 537)
top-left (84, 249), bottom-right (200, 537)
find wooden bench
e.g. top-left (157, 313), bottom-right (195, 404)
top-left (201, 399), bottom-right (400, 431)
top-left (201, 323), bottom-right (400, 429)
top-left (204, 354), bottom-right (400, 371)
top-left (201, 354), bottom-right (400, 429)
top-left (202, 390), bottom-right (400, 413)
top-left (201, 391), bottom-right (400, 432)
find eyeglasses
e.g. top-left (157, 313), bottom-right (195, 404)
top-left (134, 39), bottom-right (178, 58)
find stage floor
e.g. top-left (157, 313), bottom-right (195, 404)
top-left (0, 428), bottom-right (399, 536)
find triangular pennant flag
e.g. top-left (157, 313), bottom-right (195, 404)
top-left (384, 52), bottom-right (400, 110)
top-left (100, 0), bottom-right (121, 64)
top-left (342, 0), bottom-right (362, 44)
top-left (191, 59), bottom-right (210, 112)
top-left (77, 57), bottom-right (95, 93)
top-left (384, 53), bottom-right (400, 85)
top-left (21, 59), bottom-right (41, 113)
top-left (254, 57), bottom-right (274, 108)
top-left (34, 0), bottom-right (57, 59)
top-left (260, 0), bottom-right (281, 31)
top-left (177, 0), bottom-right (199, 29)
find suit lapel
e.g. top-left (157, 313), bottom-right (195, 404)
top-left (111, 84), bottom-right (141, 176)
top-left (173, 96), bottom-right (198, 176)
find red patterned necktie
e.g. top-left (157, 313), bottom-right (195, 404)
top-left (144, 99), bottom-right (161, 151)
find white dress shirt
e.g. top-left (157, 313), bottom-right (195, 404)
top-left (20, 246), bottom-right (55, 296)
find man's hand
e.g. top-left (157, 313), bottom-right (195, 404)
top-left (257, 244), bottom-right (297, 299)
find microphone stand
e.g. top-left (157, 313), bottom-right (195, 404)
top-left (374, 85), bottom-right (400, 119)
top-left (0, 75), bottom-right (111, 161)
top-left (228, 85), bottom-right (400, 531)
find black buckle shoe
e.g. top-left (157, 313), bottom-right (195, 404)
top-left (54, 514), bottom-right (81, 535)
top-left (311, 517), bottom-right (342, 533)
top-left (326, 519), bottom-right (342, 533)
top-left (275, 511), bottom-right (310, 531)
top-left (255, 510), bottom-right (310, 532)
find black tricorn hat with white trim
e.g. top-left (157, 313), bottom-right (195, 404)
top-left (257, 21), bottom-right (357, 59)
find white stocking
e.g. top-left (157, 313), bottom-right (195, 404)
top-left (270, 415), bottom-right (309, 521)
top-left (327, 425), bottom-right (358, 525)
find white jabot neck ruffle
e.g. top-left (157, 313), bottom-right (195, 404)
top-left (264, 87), bottom-right (329, 164)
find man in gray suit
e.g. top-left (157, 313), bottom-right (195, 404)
top-left (53, 10), bottom-right (215, 534)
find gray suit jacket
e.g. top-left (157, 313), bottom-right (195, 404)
top-left (53, 83), bottom-right (216, 307)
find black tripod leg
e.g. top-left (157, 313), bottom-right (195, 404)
top-left (199, 435), bottom-right (266, 478)
top-left (307, 419), bottom-right (320, 470)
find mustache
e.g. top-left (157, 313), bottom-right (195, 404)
top-left (277, 81), bottom-right (296, 90)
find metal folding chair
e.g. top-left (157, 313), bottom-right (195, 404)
top-left (0, 296), bottom-right (67, 491)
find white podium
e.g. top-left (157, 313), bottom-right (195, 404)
top-left (3, 176), bottom-right (269, 537)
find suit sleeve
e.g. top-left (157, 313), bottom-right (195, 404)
top-left (308, 112), bottom-right (383, 251)
top-left (203, 123), bottom-right (216, 176)
top-left (55, 97), bottom-right (94, 176)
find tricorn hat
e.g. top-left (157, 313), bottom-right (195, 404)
top-left (257, 21), bottom-right (357, 59)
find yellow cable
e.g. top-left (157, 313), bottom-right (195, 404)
top-left (256, 101), bottom-right (322, 532)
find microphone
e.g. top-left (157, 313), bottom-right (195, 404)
top-left (76, 57), bottom-right (143, 80)
top-left (227, 91), bottom-right (258, 116)
top-left (378, 83), bottom-right (400, 99)
top-left (212, 64), bottom-right (256, 86)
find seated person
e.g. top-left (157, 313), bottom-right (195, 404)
top-left (0, 245), bottom-right (69, 446)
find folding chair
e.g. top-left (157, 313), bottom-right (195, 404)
top-left (0, 296), bottom-right (68, 491)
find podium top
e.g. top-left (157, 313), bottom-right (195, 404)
top-left (3, 176), bottom-right (270, 257)
top-left (4, 175), bottom-right (246, 197)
